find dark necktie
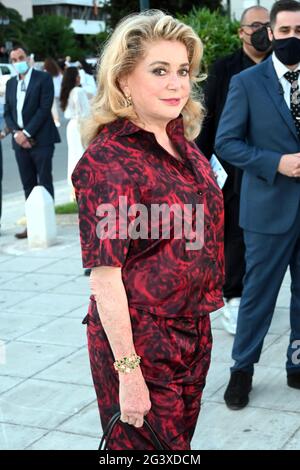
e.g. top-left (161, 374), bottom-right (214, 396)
top-left (284, 70), bottom-right (300, 137)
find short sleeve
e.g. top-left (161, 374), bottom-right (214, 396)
top-left (72, 148), bottom-right (141, 269)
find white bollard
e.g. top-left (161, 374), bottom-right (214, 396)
top-left (25, 186), bottom-right (57, 248)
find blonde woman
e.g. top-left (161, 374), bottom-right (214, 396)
top-left (72, 10), bottom-right (224, 450)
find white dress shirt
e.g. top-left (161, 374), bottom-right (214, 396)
top-left (272, 52), bottom-right (300, 109)
top-left (16, 66), bottom-right (33, 133)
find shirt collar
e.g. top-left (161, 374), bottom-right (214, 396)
top-left (272, 52), bottom-right (300, 80)
top-left (242, 49), bottom-right (271, 69)
top-left (242, 50), bottom-right (257, 69)
top-left (115, 115), bottom-right (185, 139)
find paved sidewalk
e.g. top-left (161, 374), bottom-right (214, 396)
top-left (0, 182), bottom-right (299, 450)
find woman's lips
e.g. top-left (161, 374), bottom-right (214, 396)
top-left (161, 98), bottom-right (181, 106)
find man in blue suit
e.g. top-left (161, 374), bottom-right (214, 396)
top-left (216, 0), bottom-right (300, 410)
top-left (5, 47), bottom-right (60, 239)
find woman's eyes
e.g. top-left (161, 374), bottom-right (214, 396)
top-left (152, 68), bottom-right (166, 76)
top-left (152, 68), bottom-right (189, 76)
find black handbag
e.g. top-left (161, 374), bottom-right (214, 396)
top-left (99, 411), bottom-right (167, 450)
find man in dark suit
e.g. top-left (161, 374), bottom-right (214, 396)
top-left (4, 46), bottom-right (60, 239)
top-left (196, 6), bottom-right (271, 335)
top-left (216, 0), bottom-right (300, 410)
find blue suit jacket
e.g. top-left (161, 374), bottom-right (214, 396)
top-left (215, 56), bottom-right (300, 235)
top-left (4, 68), bottom-right (61, 149)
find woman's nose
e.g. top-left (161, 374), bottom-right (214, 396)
top-left (166, 73), bottom-right (181, 89)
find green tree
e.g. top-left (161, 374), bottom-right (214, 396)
top-left (23, 15), bottom-right (82, 60)
top-left (104, 0), bottom-right (223, 28)
top-left (179, 7), bottom-right (240, 73)
top-left (78, 31), bottom-right (109, 57)
top-left (0, 2), bottom-right (25, 46)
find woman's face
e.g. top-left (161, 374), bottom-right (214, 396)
top-left (121, 40), bottom-right (191, 128)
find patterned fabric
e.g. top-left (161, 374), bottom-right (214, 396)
top-left (284, 70), bottom-right (300, 137)
top-left (83, 302), bottom-right (212, 450)
top-left (72, 116), bottom-right (224, 318)
top-left (74, 117), bottom-right (223, 450)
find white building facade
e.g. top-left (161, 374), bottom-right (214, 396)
top-left (32, 0), bottom-right (106, 34)
top-left (2, 1), bottom-right (106, 34)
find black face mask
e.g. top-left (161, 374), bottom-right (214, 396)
top-left (273, 36), bottom-right (300, 65)
top-left (251, 27), bottom-right (272, 52)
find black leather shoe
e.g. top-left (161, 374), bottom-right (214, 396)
top-left (287, 372), bottom-right (300, 389)
top-left (224, 370), bottom-right (253, 410)
top-left (15, 228), bottom-right (27, 239)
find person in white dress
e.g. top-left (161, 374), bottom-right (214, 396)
top-left (43, 58), bottom-right (63, 127)
top-left (60, 67), bottom-right (90, 190)
top-left (78, 59), bottom-right (97, 99)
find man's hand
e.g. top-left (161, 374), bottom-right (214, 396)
top-left (21, 140), bottom-right (32, 149)
top-left (14, 131), bottom-right (32, 149)
top-left (278, 153), bottom-right (300, 177)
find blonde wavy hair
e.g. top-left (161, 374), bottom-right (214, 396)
top-left (82, 9), bottom-right (205, 145)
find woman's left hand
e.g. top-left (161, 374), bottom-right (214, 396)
top-left (119, 367), bottom-right (152, 428)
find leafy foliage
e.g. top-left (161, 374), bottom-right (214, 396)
top-left (179, 7), bottom-right (240, 73)
top-left (23, 15), bottom-right (81, 60)
top-left (0, 2), bottom-right (25, 46)
top-left (104, 0), bottom-right (224, 28)
top-left (0, 1), bottom-right (239, 70)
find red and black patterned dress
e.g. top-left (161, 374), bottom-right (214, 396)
top-left (72, 116), bottom-right (224, 450)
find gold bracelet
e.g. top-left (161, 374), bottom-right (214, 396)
top-left (113, 353), bottom-right (141, 374)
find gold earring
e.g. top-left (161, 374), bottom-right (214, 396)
top-left (125, 95), bottom-right (132, 107)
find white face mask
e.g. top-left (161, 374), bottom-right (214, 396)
top-left (14, 61), bottom-right (29, 75)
